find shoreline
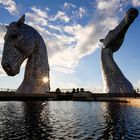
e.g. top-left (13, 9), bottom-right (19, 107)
top-left (0, 92), bottom-right (139, 102)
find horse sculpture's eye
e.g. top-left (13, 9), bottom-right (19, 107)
top-left (11, 34), bottom-right (18, 39)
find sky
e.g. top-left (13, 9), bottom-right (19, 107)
top-left (0, 0), bottom-right (140, 92)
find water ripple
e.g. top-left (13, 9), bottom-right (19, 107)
top-left (0, 101), bottom-right (140, 139)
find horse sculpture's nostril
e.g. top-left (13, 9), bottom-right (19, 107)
top-left (3, 63), bottom-right (11, 71)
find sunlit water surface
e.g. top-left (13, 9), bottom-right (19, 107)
top-left (0, 101), bottom-right (140, 140)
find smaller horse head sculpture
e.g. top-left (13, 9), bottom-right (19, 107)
top-left (100, 8), bottom-right (139, 53)
top-left (100, 8), bottom-right (139, 94)
top-left (2, 15), bottom-right (35, 76)
top-left (125, 8), bottom-right (139, 24)
top-left (1, 15), bottom-right (50, 93)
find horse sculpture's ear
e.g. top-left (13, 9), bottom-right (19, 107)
top-left (16, 14), bottom-right (25, 26)
top-left (6, 25), bottom-right (10, 30)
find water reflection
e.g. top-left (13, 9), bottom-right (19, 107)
top-left (0, 102), bottom-right (26, 139)
top-left (99, 102), bottom-right (140, 140)
top-left (0, 101), bottom-right (140, 139)
top-left (23, 101), bottom-right (52, 139)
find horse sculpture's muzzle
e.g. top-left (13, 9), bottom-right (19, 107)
top-left (125, 8), bottom-right (139, 23)
top-left (1, 62), bottom-right (19, 76)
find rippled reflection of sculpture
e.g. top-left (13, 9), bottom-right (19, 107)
top-left (100, 8), bottom-right (139, 94)
top-left (1, 15), bottom-right (50, 93)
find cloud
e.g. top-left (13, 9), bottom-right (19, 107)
top-left (78, 7), bottom-right (86, 18)
top-left (0, 24), bottom-right (6, 58)
top-left (63, 2), bottom-right (76, 9)
top-left (0, 57), bottom-right (5, 76)
top-left (132, 0), bottom-right (140, 7)
top-left (50, 78), bottom-right (103, 92)
top-left (31, 6), bottom-right (48, 18)
top-left (52, 66), bottom-right (75, 74)
top-left (134, 80), bottom-right (140, 88)
top-left (0, 0), bottom-right (18, 15)
top-left (0, 24), bottom-right (6, 46)
top-left (26, 6), bottom-right (48, 28)
top-left (26, 7), bottom-right (48, 26)
top-left (0, 25), bottom-right (6, 76)
top-left (45, 7), bottom-right (50, 11)
top-left (0, 55), bottom-right (5, 76)
top-left (51, 11), bottom-right (70, 22)
top-left (92, 86), bottom-right (102, 93)
top-left (1, 1), bottom-right (117, 74)
top-left (24, 0), bottom-right (140, 74)
top-left (0, 67), bottom-right (5, 76)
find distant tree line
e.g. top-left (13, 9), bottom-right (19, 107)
top-left (136, 88), bottom-right (140, 93)
top-left (55, 88), bottom-right (90, 94)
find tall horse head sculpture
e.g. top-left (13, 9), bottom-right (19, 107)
top-left (100, 8), bottom-right (138, 94)
top-left (1, 15), bottom-right (50, 93)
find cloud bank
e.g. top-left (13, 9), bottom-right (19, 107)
top-left (0, 0), bottom-right (140, 76)
top-left (0, 0), bottom-right (18, 15)
top-left (26, 0), bottom-right (139, 74)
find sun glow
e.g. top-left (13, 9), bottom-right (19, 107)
top-left (42, 77), bottom-right (49, 83)
top-left (128, 99), bottom-right (140, 108)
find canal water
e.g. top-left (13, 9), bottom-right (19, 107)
top-left (0, 101), bottom-right (140, 140)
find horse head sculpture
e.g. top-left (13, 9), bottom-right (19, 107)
top-left (100, 8), bottom-right (138, 53)
top-left (1, 15), bottom-right (50, 93)
top-left (100, 8), bottom-right (138, 94)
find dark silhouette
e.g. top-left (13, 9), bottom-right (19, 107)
top-left (55, 88), bottom-right (61, 93)
top-left (76, 88), bottom-right (79, 93)
top-left (100, 8), bottom-right (138, 94)
top-left (72, 88), bottom-right (76, 94)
